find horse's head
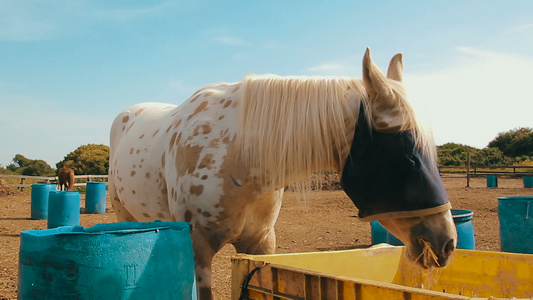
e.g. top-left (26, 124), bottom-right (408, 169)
top-left (341, 48), bottom-right (457, 268)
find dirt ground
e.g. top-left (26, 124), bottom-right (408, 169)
top-left (1, 177), bottom-right (532, 299)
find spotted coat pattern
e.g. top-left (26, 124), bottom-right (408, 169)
top-left (109, 49), bottom-right (456, 299)
top-left (109, 83), bottom-right (284, 299)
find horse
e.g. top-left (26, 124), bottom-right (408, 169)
top-left (109, 48), bottom-right (457, 299)
top-left (58, 167), bottom-right (75, 191)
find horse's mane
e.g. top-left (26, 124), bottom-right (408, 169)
top-left (236, 74), bottom-right (434, 190)
top-left (387, 79), bottom-right (437, 159)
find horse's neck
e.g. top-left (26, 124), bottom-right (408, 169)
top-left (236, 86), bottom-right (361, 190)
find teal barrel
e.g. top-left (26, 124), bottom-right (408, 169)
top-left (85, 181), bottom-right (107, 213)
top-left (370, 220), bottom-right (388, 244)
top-left (30, 183), bottom-right (57, 219)
top-left (387, 231), bottom-right (404, 246)
top-left (498, 196), bottom-right (533, 253)
top-left (47, 191), bottom-right (81, 228)
top-left (487, 175), bottom-right (498, 188)
top-left (452, 209), bottom-right (475, 250)
top-left (384, 209), bottom-right (475, 249)
top-left (18, 222), bottom-right (197, 300)
top-left (524, 176), bottom-right (533, 188)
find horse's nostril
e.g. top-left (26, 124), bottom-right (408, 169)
top-left (444, 239), bottom-right (455, 256)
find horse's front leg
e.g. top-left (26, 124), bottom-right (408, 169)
top-left (233, 190), bottom-right (282, 255)
top-left (233, 228), bottom-right (276, 255)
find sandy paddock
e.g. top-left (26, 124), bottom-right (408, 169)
top-left (0, 176), bottom-right (531, 299)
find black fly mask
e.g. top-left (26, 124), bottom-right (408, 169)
top-left (341, 103), bottom-right (451, 221)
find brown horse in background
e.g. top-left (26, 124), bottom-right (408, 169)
top-left (58, 167), bottom-right (75, 191)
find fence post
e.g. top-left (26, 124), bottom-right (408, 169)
top-left (466, 153), bottom-right (470, 188)
top-left (19, 177), bottom-right (25, 191)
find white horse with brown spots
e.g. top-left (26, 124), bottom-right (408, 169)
top-left (109, 48), bottom-right (457, 299)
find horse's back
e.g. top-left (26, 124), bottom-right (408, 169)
top-left (110, 102), bottom-right (177, 150)
top-left (109, 83), bottom-right (243, 223)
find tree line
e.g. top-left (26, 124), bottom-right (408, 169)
top-left (438, 127), bottom-right (533, 166)
top-left (1, 128), bottom-right (532, 176)
top-left (1, 144), bottom-right (109, 177)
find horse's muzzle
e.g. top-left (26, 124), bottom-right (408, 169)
top-left (408, 222), bottom-right (457, 268)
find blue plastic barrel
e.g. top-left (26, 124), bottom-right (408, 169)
top-left (487, 175), bottom-right (498, 188)
top-left (524, 176), bottom-right (533, 188)
top-left (387, 231), bottom-right (404, 246)
top-left (18, 222), bottom-right (197, 300)
top-left (47, 191), bottom-right (80, 229)
top-left (30, 183), bottom-right (57, 219)
top-left (452, 209), bottom-right (475, 250)
top-left (85, 181), bottom-right (107, 213)
top-left (370, 220), bottom-right (388, 244)
top-left (498, 196), bottom-right (533, 253)
top-left (383, 209), bottom-right (475, 249)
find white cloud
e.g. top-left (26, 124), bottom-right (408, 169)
top-left (260, 40), bottom-right (283, 49)
top-left (509, 23), bottom-right (533, 32)
top-left (213, 35), bottom-right (247, 47)
top-left (0, 1), bottom-right (177, 41)
top-left (0, 2), bottom-right (57, 41)
top-left (405, 47), bottom-right (533, 148)
top-left (305, 55), bottom-right (358, 76)
top-left (204, 26), bottom-right (248, 47)
top-left (88, 2), bottom-right (177, 21)
top-left (167, 78), bottom-right (198, 101)
top-left (168, 78), bottom-right (187, 91)
top-left (307, 63), bottom-right (345, 73)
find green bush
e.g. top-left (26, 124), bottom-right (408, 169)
top-left (56, 144), bottom-right (109, 175)
top-left (437, 128), bottom-right (533, 167)
top-left (5, 154), bottom-right (54, 176)
top-left (489, 127), bottom-right (533, 157)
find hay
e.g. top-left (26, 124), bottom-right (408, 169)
top-left (416, 238), bottom-right (440, 268)
top-left (414, 238), bottom-right (441, 290)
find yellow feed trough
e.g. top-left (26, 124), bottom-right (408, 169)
top-left (232, 245), bottom-right (533, 299)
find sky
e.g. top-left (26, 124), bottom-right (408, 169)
top-left (1, 1), bottom-right (532, 168)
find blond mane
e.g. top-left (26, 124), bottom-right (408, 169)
top-left (389, 80), bottom-right (438, 161)
top-left (235, 74), bottom-right (434, 190)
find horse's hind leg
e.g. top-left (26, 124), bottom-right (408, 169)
top-left (68, 174), bottom-right (75, 191)
top-left (108, 178), bottom-right (137, 222)
top-left (110, 196), bottom-right (137, 222)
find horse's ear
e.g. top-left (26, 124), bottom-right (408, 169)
top-left (387, 53), bottom-right (403, 82)
top-left (362, 47), bottom-right (393, 99)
